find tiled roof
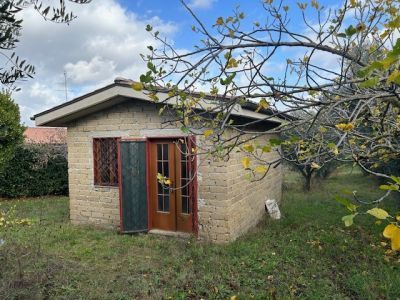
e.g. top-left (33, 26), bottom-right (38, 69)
top-left (24, 127), bottom-right (67, 144)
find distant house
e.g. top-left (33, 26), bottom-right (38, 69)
top-left (24, 127), bottom-right (67, 145)
top-left (32, 78), bottom-right (283, 243)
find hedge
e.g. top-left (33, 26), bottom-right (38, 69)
top-left (0, 144), bottom-right (68, 198)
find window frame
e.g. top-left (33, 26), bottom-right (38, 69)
top-left (93, 137), bottom-right (120, 187)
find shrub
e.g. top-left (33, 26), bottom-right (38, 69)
top-left (0, 93), bottom-right (25, 172)
top-left (0, 144), bottom-right (68, 198)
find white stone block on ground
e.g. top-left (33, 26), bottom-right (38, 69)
top-left (265, 199), bottom-right (281, 220)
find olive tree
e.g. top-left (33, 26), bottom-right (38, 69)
top-left (0, 0), bottom-right (91, 89)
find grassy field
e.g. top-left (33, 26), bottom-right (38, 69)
top-left (1, 167), bottom-right (400, 299)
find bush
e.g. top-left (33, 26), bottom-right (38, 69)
top-left (0, 144), bottom-right (68, 198)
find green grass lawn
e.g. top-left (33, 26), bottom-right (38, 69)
top-left (1, 167), bottom-right (400, 299)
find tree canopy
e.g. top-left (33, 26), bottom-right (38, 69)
top-left (139, 0), bottom-right (400, 250)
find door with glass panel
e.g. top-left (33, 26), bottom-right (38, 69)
top-left (148, 139), bottom-right (193, 233)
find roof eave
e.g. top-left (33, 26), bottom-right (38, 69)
top-left (33, 81), bottom-right (285, 127)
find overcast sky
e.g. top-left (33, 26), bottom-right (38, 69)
top-left (12, 0), bottom-right (340, 125)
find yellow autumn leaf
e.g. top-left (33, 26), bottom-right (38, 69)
top-left (311, 162), bottom-right (321, 169)
top-left (383, 224), bottom-right (400, 251)
top-left (367, 207), bottom-right (389, 220)
top-left (241, 157), bottom-right (250, 169)
top-left (255, 98), bottom-right (269, 112)
top-left (254, 165), bottom-right (268, 173)
top-left (335, 123), bottom-right (354, 132)
top-left (164, 179), bottom-right (172, 186)
top-left (262, 145), bottom-right (271, 153)
top-left (243, 143), bottom-right (254, 152)
top-left (227, 58), bottom-right (238, 69)
top-left (204, 129), bottom-right (214, 138)
top-left (216, 17), bottom-right (224, 25)
top-left (311, 0), bottom-right (319, 9)
top-left (383, 224), bottom-right (398, 238)
top-left (380, 30), bottom-right (389, 39)
top-left (132, 82), bottom-right (144, 91)
top-left (230, 296), bottom-right (238, 300)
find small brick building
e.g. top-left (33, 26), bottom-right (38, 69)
top-left (32, 78), bottom-right (283, 243)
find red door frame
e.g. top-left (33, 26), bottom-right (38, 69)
top-left (117, 135), bottom-right (198, 236)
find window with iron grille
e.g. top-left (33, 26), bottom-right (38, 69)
top-left (93, 138), bottom-right (119, 186)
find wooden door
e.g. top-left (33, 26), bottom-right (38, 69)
top-left (148, 139), bottom-right (193, 233)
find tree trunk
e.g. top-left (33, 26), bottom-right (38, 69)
top-left (304, 174), bottom-right (312, 191)
top-left (303, 166), bottom-right (314, 192)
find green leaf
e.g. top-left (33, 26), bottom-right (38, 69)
top-left (262, 145), bottom-right (272, 153)
top-left (269, 138), bottom-right (282, 146)
top-left (220, 72), bottom-right (236, 85)
top-left (345, 25), bottom-right (357, 37)
top-left (387, 16), bottom-right (400, 29)
top-left (180, 126), bottom-right (189, 133)
top-left (387, 70), bottom-right (400, 84)
top-left (391, 38), bottom-right (400, 56)
top-left (356, 61), bottom-right (383, 78)
top-left (147, 61), bottom-right (156, 73)
top-left (380, 55), bottom-right (398, 69)
top-left (367, 208), bottom-right (389, 220)
top-left (379, 184), bottom-right (399, 191)
top-left (244, 172), bottom-right (252, 180)
top-left (140, 72), bottom-right (152, 83)
top-left (359, 77), bottom-right (379, 88)
top-left (327, 142), bottom-right (336, 149)
top-left (390, 176), bottom-right (400, 185)
top-left (335, 196), bottom-right (357, 212)
top-left (336, 33), bottom-right (347, 38)
top-left (342, 214), bottom-right (357, 227)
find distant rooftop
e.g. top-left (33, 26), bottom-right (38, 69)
top-left (24, 127), bottom-right (67, 144)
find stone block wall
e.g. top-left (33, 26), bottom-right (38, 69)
top-left (226, 139), bottom-right (282, 241)
top-left (196, 134), bottom-right (282, 243)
